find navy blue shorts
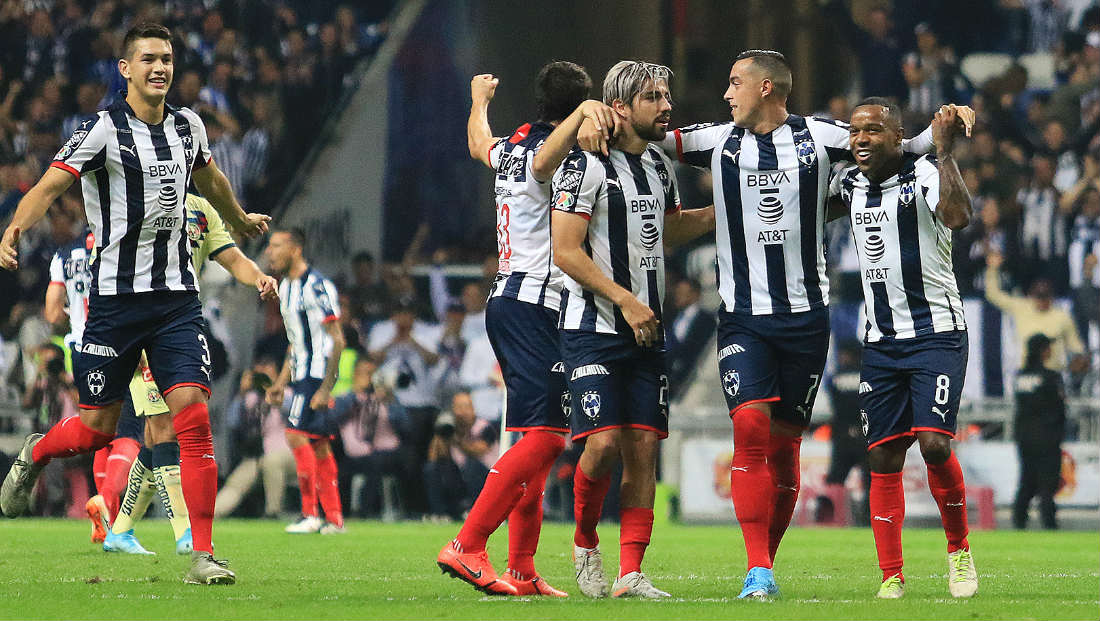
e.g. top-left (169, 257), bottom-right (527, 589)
top-left (284, 378), bottom-right (337, 439)
top-left (114, 394), bottom-right (146, 442)
top-left (486, 297), bottom-right (569, 433)
top-left (716, 307), bottom-right (830, 428)
top-left (75, 292), bottom-right (212, 408)
top-left (859, 331), bottom-right (968, 449)
top-left (560, 331), bottom-right (669, 441)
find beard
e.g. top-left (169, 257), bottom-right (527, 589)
top-left (634, 118), bottom-right (668, 142)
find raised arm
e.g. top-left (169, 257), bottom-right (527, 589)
top-left (930, 106), bottom-right (972, 231)
top-left (213, 246), bottom-right (278, 300)
top-left (468, 74), bottom-right (500, 168)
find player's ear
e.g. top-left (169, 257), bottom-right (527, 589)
top-left (760, 78), bottom-right (772, 98)
top-left (118, 58), bottom-right (130, 80)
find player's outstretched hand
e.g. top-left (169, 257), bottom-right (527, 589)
top-left (621, 296), bottom-right (659, 348)
top-left (256, 274), bottom-right (278, 301)
top-left (309, 388), bottom-right (331, 411)
top-left (0, 226), bottom-right (20, 271)
top-left (578, 116), bottom-right (609, 156)
top-left (265, 384), bottom-right (286, 407)
top-left (471, 74), bottom-right (498, 104)
top-left (236, 212), bottom-right (271, 238)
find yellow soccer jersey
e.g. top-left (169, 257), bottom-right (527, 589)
top-left (185, 193), bottom-right (237, 275)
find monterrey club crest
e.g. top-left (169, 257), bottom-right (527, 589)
top-left (87, 370), bottom-right (106, 396)
top-left (795, 140), bottom-right (817, 166)
top-left (722, 369), bottom-right (740, 397)
top-left (581, 390), bottom-right (601, 421)
top-left (899, 180), bottom-right (916, 205)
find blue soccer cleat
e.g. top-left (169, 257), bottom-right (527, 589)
top-left (103, 529), bottom-right (155, 555)
top-left (738, 566), bottom-right (775, 600)
top-left (176, 528), bottom-right (193, 555)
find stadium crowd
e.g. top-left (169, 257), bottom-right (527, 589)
top-left (0, 0), bottom-right (1097, 527)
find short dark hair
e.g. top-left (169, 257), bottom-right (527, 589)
top-left (122, 23), bottom-right (172, 59)
top-left (277, 227), bottom-right (307, 251)
top-left (854, 96), bottom-right (904, 131)
top-left (352, 251), bottom-right (375, 264)
top-left (734, 50), bottom-right (792, 99)
top-left (536, 61), bottom-right (591, 123)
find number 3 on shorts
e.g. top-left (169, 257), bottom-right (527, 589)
top-left (197, 333), bottom-right (212, 366)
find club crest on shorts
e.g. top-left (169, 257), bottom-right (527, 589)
top-left (87, 370), bottom-right (106, 396)
top-left (722, 369), bottom-right (740, 397)
top-left (580, 390), bottom-right (601, 421)
top-left (560, 391), bottom-right (572, 422)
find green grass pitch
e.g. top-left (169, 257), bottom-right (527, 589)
top-left (0, 518), bottom-right (1096, 619)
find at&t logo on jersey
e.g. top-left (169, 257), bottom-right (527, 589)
top-left (640, 221), bottom-right (660, 251)
top-left (757, 194), bottom-right (783, 224)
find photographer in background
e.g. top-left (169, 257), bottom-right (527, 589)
top-left (1013, 334), bottom-right (1068, 530)
top-left (332, 357), bottom-right (410, 518)
top-left (215, 357), bottom-right (297, 518)
top-left (22, 343), bottom-right (84, 516)
top-left (422, 391), bottom-right (498, 521)
top-left (367, 302), bottom-right (443, 516)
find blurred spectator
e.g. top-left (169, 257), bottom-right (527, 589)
top-left (1018, 152), bottom-right (1071, 289)
top-left (665, 278), bottom-right (715, 399)
top-left (458, 335), bottom-right (505, 423)
top-left (346, 251), bottom-right (390, 327)
top-left (421, 392), bottom-right (497, 521)
top-left (985, 251), bottom-right (1086, 372)
top-left (1012, 334), bottom-right (1066, 530)
top-left (215, 358), bottom-right (297, 518)
top-left (822, 340), bottom-right (870, 525)
top-left (902, 22), bottom-right (966, 121)
top-left (332, 358), bottom-right (411, 519)
top-left (824, 1), bottom-right (907, 101)
top-left (433, 302), bottom-right (468, 405)
top-left (954, 196), bottom-right (1021, 295)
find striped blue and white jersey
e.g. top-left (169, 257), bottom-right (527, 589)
top-left (663, 116), bottom-right (851, 316)
top-left (48, 231), bottom-right (94, 349)
top-left (49, 100), bottom-right (212, 296)
top-left (551, 146), bottom-right (680, 343)
top-left (278, 267), bottom-right (341, 381)
top-left (830, 153), bottom-right (966, 342)
top-left (486, 122), bottom-right (565, 311)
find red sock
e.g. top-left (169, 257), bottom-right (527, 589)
top-left (926, 452), bottom-right (970, 553)
top-left (507, 453), bottom-right (559, 579)
top-left (731, 407), bottom-right (774, 570)
top-left (619, 507), bottom-right (654, 577)
top-left (870, 471), bottom-right (905, 580)
top-left (767, 433), bottom-right (802, 562)
top-left (31, 415), bottom-right (114, 464)
top-left (291, 443), bottom-right (319, 518)
top-left (174, 402), bottom-right (218, 555)
top-left (456, 430), bottom-right (565, 554)
top-left (315, 451), bottom-right (343, 527)
top-left (92, 446), bottom-right (109, 495)
top-left (101, 437), bottom-right (140, 520)
top-left (573, 466), bottom-right (611, 549)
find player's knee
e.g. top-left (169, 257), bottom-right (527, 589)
top-left (583, 429), bottom-right (621, 459)
top-left (918, 434), bottom-right (952, 465)
top-left (868, 444), bottom-right (906, 473)
top-left (312, 439), bottom-right (332, 458)
top-left (146, 413), bottom-right (176, 444)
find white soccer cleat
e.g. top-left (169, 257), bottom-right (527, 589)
top-left (319, 522), bottom-right (346, 535)
top-left (947, 548), bottom-right (978, 598)
top-left (573, 545), bottom-right (609, 598)
top-left (284, 515), bottom-right (324, 534)
top-left (611, 571), bottom-right (670, 598)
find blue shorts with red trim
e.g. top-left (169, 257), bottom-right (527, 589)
top-left (560, 331), bottom-right (669, 441)
top-left (75, 292), bottom-right (211, 408)
top-left (284, 378), bottom-right (337, 439)
top-left (859, 331), bottom-right (968, 449)
top-left (486, 297), bottom-right (569, 433)
top-left (716, 307), bottom-right (829, 427)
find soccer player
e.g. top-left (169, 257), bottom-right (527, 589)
top-left (828, 99), bottom-right (977, 599)
top-left (579, 50), bottom-right (970, 599)
top-left (437, 62), bottom-right (612, 597)
top-left (105, 192), bottom-right (278, 555)
top-left (553, 61), bottom-right (714, 599)
top-left (264, 229), bottom-right (347, 535)
top-left (0, 23), bottom-right (269, 585)
top-left (45, 229), bottom-right (142, 544)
